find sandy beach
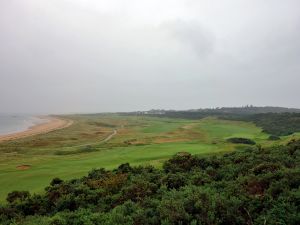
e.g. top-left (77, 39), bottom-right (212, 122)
top-left (0, 116), bottom-right (73, 142)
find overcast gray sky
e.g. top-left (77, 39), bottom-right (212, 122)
top-left (0, 0), bottom-right (299, 113)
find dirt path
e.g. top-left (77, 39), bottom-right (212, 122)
top-left (61, 129), bottom-right (118, 150)
top-left (102, 129), bottom-right (117, 142)
top-left (0, 116), bottom-right (73, 143)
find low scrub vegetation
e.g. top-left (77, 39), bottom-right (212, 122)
top-left (227, 137), bottom-right (256, 145)
top-left (222, 113), bottom-right (300, 136)
top-left (246, 113), bottom-right (300, 136)
top-left (268, 135), bottom-right (280, 141)
top-left (1, 139), bottom-right (299, 225)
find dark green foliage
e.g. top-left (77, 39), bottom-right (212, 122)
top-left (163, 152), bottom-right (196, 173)
top-left (123, 106), bottom-right (300, 119)
top-left (227, 137), bottom-right (256, 145)
top-left (50, 178), bottom-right (63, 186)
top-left (1, 140), bottom-right (300, 225)
top-left (268, 135), bottom-right (280, 140)
top-left (246, 113), bottom-right (300, 136)
top-left (133, 108), bottom-right (300, 136)
top-left (6, 191), bottom-right (30, 204)
top-left (223, 113), bottom-right (300, 136)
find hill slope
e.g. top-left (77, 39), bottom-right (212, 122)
top-left (1, 139), bottom-right (299, 225)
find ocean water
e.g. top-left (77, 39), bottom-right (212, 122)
top-left (0, 114), bottom-right (48, 135)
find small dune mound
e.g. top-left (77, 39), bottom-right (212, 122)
top-left (16, 165), bottom-right (31, 170)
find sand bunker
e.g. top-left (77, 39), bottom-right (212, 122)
top-left (16, 165), bottom-right (31, 170)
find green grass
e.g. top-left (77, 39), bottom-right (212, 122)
top-left (194, 117), bottom-right (269, 141)
top-left (0, 115), bottom-right (298, 202)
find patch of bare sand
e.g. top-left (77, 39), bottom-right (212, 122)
top-left (0, 116), bottom-right (73, 143)
top-left (16, 165), bottom-right (31, 170)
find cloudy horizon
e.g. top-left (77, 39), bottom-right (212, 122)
top-left (1, 0), bottom-right (300, 114)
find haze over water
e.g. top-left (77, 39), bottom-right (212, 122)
top-left (0, 114), bottom-right (47, 135)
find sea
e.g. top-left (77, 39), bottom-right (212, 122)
top-left (0, 114), bottom-right (48, 136)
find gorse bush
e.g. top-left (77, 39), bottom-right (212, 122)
top-left (245, 113), bottom-right (300, 136)
top-left (0, 140), bottom-right (299, 225)
top-left (226, 137), bottom-right (256, 145)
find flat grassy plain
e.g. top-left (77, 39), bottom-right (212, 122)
top-left (0, 114), bottom-right (299, 202)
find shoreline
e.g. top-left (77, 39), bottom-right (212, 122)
top-left (0, 116), bottom-right (73, 143)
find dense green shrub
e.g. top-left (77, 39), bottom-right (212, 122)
top-left (227, 137), bottom-right (256, 145)
top-left (268, 135), bottom-right (280, 140)
top-left (1, 140), bottom-right (299, 225)
top-left (222, 113), bottom-right (300, 136)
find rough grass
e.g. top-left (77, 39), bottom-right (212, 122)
top-left (0, 115), bottom-right (299, 202)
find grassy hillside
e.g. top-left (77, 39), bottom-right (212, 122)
top-left (141, 110), bottom-right (300, 136)
top-left (0, 115), bottom-right (299, 202)
top-left (1, 139), bottom-right (299, 225)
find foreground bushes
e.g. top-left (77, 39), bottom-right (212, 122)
top-left (1, 140), bottom-right (300, 225)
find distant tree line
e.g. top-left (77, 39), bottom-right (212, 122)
top-left (221, 113), bottom-right (300, 136)
top-left (1, 139), bottom-right (299, 225)
top-left (123, 106), bottom-right (300, 117)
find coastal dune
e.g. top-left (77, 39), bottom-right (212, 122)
top-left (0, 116), bottom-right (73, 142)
